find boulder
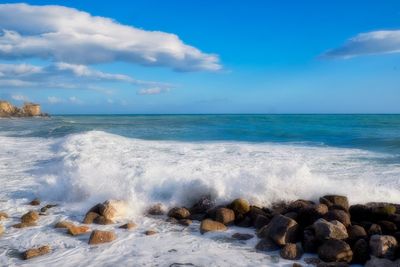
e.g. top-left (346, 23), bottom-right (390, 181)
top-left (29, 198), bottom-right (41, 206)
top-left (313, 219), bottom-right (348, 241)
top-left (347, 225), bottom-right (367, 243)
top-left (317, 239), bottom-right (353, 263)
top-left (40, 204), bottom-right (57, 213)
top-left (234, 214), bottom-right (252, 227)
top-left (349, 204), bottom-right (371, 222)
top-left (93, 216), bottom-right (114, 225)
top-left (0, 212), bottom-right (8, 220)
top-left (22, 245), bottom-right (51, 260)
top-left (0, 224), bottom-right (4, 235)
top-left (83, 212), bottom-right (99, 224)
top-left (320, 195), bottom-right (349, 211)
top-left (215, 208), bottom-right (235, 225)
top-left (168, 207), bottom-right (190, 220)
top-left (369, 224), bottom-right (382, 236)
top-left (324, 209), bottom-right (351, 227)
top-left (254, 214), bottom-right (271, 229)
top-left (99, 200), bottom-right (127, 221)
top-left (280, 243), bottom-right (303, 260)
top-left (200, 219), bottom-right (227, 234)
top-left (378, 220), bottom-right (397, 235)
top-left (145, 229), bottom-right (157, 235)
top-left (178, 219), bottom-right (192, 226)
top-left (303, 228), bottom-right (318, 253)
top-left (190, 196), bottom-right (214, 214)
top-left (365, 257), bottom-right (398, 267)
top-left (21, 211), bottom-right (39, 223)
top-left (352, 238), bottom-right (370, 264)
top-left (88, 230), bottom-right (116, 245)
top-left (284, 212), bottom-right (298, 221)
top-left (119, 222), bottom-right (137, 230)
top-left (12, 222), bottom-right (37, 228)
top-left (369, 234), bottom-right (398, 259)
top-left (258, 214), bottom-right (299, 246)
top-left (255, 238), bottom-right (280, 252)
top-left (248, 206), bottom-right (270, 222)
top-left (297, 204), bottom-right (328, 227)
top-left (231, 233), bottom-right (254, 240)
top-left (287, 199), bottom-right (314, 213)
top-left (147, 204), bottom-right (165, 215)
top-left (54, 221), bottom-right (74, 229)
top-left (67, 225), bottom-right (90, 236)
top-left (230, 198), bottom-right (250, 215)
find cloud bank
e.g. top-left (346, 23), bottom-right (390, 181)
top-left (324, 30), bottom-right (400, 58)
top-left (0, 3), bottom-right (221, 72)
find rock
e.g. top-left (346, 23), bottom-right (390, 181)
top-left (284, 212), bottom-right (298, 220)
top-left (371, 205), bottom-right (397, 219)
top-left (303, 228), bottom-right (318, 253)
top-left (12, 222), bottom-right (37, 228)
top-left (166, 217), bottom-right (178, 224)
top-left (318, 239), bottom-right (353, 263)
top-left (324, 209), bottom-right (351, 227)
top-left (304, 257), bottom-right (321, 265)
top-left (378, 220), bottom-right (397, 235)
top-left (0, 212), bottom-right (8, 221)
top-left (230, 198), bottom-right (250, 215)
top-left (365, 257), bottom-right (398, 267)
top-left (255, 238), bottom-right (280, 252)
top-left (40, 204), bottom-right (57, 213)
top-left (54, 221), bottom-right (74, 229)
top-left (347, 225), bottom-right (367, 243)
top-left (313, 219), bottom-right (348, 241)
top-left (231, 233), bottom-right (254, 240)
top-left (258, 214), bottom-right (299, 246)
top-left (168, 207), bottom-right (190, 220)
top-left (21, 211), bottom-right (39, 224)
top-left (287, 200), bottom-right (314, 213)
top-left (200, 219), bottom-right (227, 234)
top-left (190, 196), bottom-right (214, 214)
top-left (248, 206), bottom-right (270, 222)
top-left (87, 203), bottom-right (104, 214)
top-left (254, 214), bottom-right (270, 229)
top-left (147, 203), bottom-right (165, 215)
top-left (369, 224), bottom-right (383, 236)
top-left (0, 224), bottom-right (4, 235)
top-left (189, 213), bottom-right (206, 221)
top-left (215, 208), bottom-right (235, 225)
top-left (320, 195), bottom-right (349, 211)
top-left (280, 243), bottom-right (303, 260)
top-left (67, 225), bottom-right (90, 236)
top-left (178, 219), bottom-right (192, 226)
top-left (292, 264), bottom-right (303, 267)
top-left (317, 263), bottom-right (350, 267)
top-left (349, 204), bottom-right (371, 222)
top-left (22, 245), bottom-right (51, 260)
top-left (83, 212), bottom-right (100, 224)
top-left (88, 230), bottom-right (116, 245)
top-left (119, 222), bottom-right (137, 230)
top-left (29, 198), bottom-right (41, 206)
top-left (297, 204), bottom-right (328, 227)
top-left (234, 214), bottom-right (252, 227)
top-left (99, 200), bottom-right (127, 221)
top-left (94, 216), bottom-right (115, 225)
top-left (369, 234), bottom-right (398, 259)
top-left (145, 230), bottom-right (157, 235)
top-left (352, 238), bottom-right (370, 264)
top-left (0, 100), bottom-right (46, 117)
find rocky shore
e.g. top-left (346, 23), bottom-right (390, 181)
top-left (1, 195), bottom-right (400, 266)
top-left (0, 100), bottom-right (48, 117)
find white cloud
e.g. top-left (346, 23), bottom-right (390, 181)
top-left (47, 96), bottom-right (62, 104)
top-left (324, 30), bottom-right (400, 58)
top-left (11, 93), bottom-right (29, 101)
top-left (0, 3), bottom-right (221, 72)
top-left (69, 96), bottom-right (83, 104)
top-left (137, 87), bottom-right (170, 95)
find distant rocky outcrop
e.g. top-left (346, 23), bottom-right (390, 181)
top-left (0, 100), bottom-right (48, 117)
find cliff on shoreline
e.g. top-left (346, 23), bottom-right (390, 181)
top-left (0, 100), bottom-right (48, 118)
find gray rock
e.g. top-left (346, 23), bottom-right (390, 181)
top-left (280, 243), bottom-right (303, 260)
top-left (313, 218), bottom-right (348, 241)
top-left (317, 239), bottom-right (353, 263)
top-left (369, 234), bottom-right (398, 259)
top-left (258, 214), bottom-right (299, 246)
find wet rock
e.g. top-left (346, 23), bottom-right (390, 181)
top-left (297, 204), bottom-right (328, 227)
top-left (205, 205), bottom-right (225, 220)
top-left (119, 222), bottom-right (137, 230)
top-left (292, 263), bottom-right (303, 267)
top-left (230, 198), bottom-right (250, 215)
top-left (67, 225), bottom-right (90, 236)
top-left (369, 234), bottom-right (398, 259)
top-left (370, 205), bottom-right (397, 220)
top-left (190, 196), bottom-right (214, 214)
top-left (188, 213), bottom-right (206, 221)
top-left (168, 207), bottom-right (190, 220)
top-left (147, 203), bottom-right (165, 215)
top-left (166, 217), bottom-right (179, 224)
top-left (349, 204), bottom-right (371, 222)
top-left (0, 224), bottom-right (4, 235)
top-left (255, 238), bottom-right (280, 252)
top-left (21, 211), bottom-right (39, 224)
top-left (99, 200), bottom-right (127, 221)
top-left (88, 230), bottom-right (116, 245)
top-left (87, 203), bottom-right (104, 214)
top-left (284, 212), bottom-right (298, 221)
top-left (83, 211), bottom-right (100, 224)
top-left (200, 219), bottom-right (227, 234)
top-left (0, 212), bottom-right (8, 221)
top-left (258, 214), bottom-right (299, 246)
top-left (234, 214), bottom-right (252, 227)
top-left (145, 229), bottom-right (157, 235)
top-left (378, 220), bottom-right (397, 235)
top-left (324, 209), bottom-right (351, 227)
top-left (29, 198), bottom-right (41, 206)
top-left (231, 233), bottom-right (254, 240)
top-left (313, 219), bottom-right (348, 241)
top-left (320, 195), bottom-right (349, 211)
top-left (215, 208), bottom-right (235, 225)
top-left (22, 245), bottom-right (51, 260)
top-left (317, 263), bottom-right (350, 267)
top-left (12, 222), bottom-right (37, 228)
top-left (318, 239), bottom-right (353, 263)
top-left (178, 219), bottom-right (192, 226)
top-left (303, 228), bottom-right (319, 253)
top-left (347, 225), bottom-right (367, 243)
top-left (280, 243), bottom-right (303, 260)
top-left (40, 204), bottom-right (57, 213)
top-left (369, 224), bottom-right (383, 236)
top-left (352, 238), bottom-right (370, 264)
top-left (365, 257), bottom-right (398, 267)
top-left (287, 200), bottom-right (314, 213)
top-left (304, 257), bottom-right (321, 265)
top-left (254, 214), bottom-right (270, 229)
top-left (248, 206), bottom-right (269, 222)
top-left (54, 221), bottom-right (74, 229)
top-left (93, 216), bottom-right (115, 225)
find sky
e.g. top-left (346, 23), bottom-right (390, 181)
top-left (0, 1), bottom-right (400, 114)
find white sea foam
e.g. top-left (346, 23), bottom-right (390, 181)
top-left (1, 130), bottom-right (400, 266)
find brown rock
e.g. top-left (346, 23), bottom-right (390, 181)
top-left (320, 195), bottom-right (349, 211)
top-left (324, 209), bottom-right (351, 227)
top-left (12, 222), bottom-right (37, 228)
top-left (54, 221), bottom-right (74, 229)
top-left (87, 203), bottom-right (104, 214)
top-left (287, 199), bottom-right (314, 212)
top-left (313, 219), bottom-right (348, 241)
top-left (254, 214), bottom-right (270, 229)
top-left (67, 225), bottom-right (90, 236)
top-left (29, 198), bottom-right (41, 206)
top-left (99, 200), bottom-right (127, 221)
top-left (119, 222), bottom-right (137, 230)
top-left (200, 219), bottom-right (227, 234)
top-left (255, 238), bottom-right (280, 252)
top-left (190, 196), bottom-right (214, 214)
top-left (347, 225), bottom-right (367, 243)
top-left (40, 204), bottom-right (57, 213)
top-left (21, 211), bottom-right (39, 224)
top-left (215, 208), bottom-right (235, 225)
top-left (147, 203), bottom-right (165, 215)
top-left (94, 216), bottom-right (114, 225)
top-left (145, 229), bottom-right (157, 235)
top-left (280, 243), bottom-right (303, 260)
top-left (88, 230), bottom-right (116, 245)
top-left (369, 224), bottom-right (383, 236)
top-left (168, 207), bottom-right (190, 220)
top-left (178, 219), bottom-right (192, 226)
top-left (352, 238), bottom-right (370, 264)
top-left (297, 204), bottom-right (328, 227)
top-left (83, 211), bottom-right (100, 224)
top-left (230, 198), bottom-right (250, 215)
top-left (365, 257), bottom-right (398, 267)
top-left (318, 239), bottom-right (353, 263)
top-left (303, 228), bottom-right (318, 253)
top-left (22, 245), bottom-right (51, 260)
top-left (0, 224), bottom-right (4, 235)
top-left (369, 234), bottom-right (398, 259)
top-left (258, 214), bottom-right (299, 246)
top-left (231, 233), bottom-right (254, 240)
top-left (0, 212), bottom-right (8, 221)
top-left (378, 220), bottom-right (397, 235)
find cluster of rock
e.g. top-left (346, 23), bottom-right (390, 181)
top-left (163, 195), bottom-right (400, 266)
top-left (0, 100), bottom-right (48, 117)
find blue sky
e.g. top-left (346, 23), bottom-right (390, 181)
top-left (1, 1), bottom-right (400, 114)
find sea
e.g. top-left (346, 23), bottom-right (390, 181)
top-left (1, 114), bottom-right (400, 266)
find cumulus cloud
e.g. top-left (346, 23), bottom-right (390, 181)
top-left (137, 87), bottom-right (170, 95)
top-left (11, 93), bottom-right (29, 101)
top-left (324, 30), bottom-right (400, 58)
top-left (47, 96), bottom-right (62, 104)
top-left (0, 3), bottom-right (221, 72)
